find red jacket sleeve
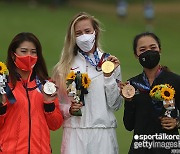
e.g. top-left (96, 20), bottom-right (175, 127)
top-left (0, 103), bottom-right (7, 128)
top-left (44, 98), bottom-right (63, 131)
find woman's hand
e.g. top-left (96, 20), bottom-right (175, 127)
top-left (0, 94), bottom-right (6, 105)
top-left (43, 91), bottom-right (57, 103)
top-left (119, 81), bottom-right (133, 101)
top-left (103, 55), bottom-right (120, 77)
top-left (2, 94), bottom-right (6, 104)
top-left (160, 117), bottom-right (177, 130)
top-left (69, 96), bottom-right (83, 115)
top-left (107, 55), bottom-right (120, 69)
top-left (42, 83), bottom-right (58, 103)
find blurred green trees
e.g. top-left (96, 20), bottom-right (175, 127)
top-left (2, 0), bottom-right (180, 4)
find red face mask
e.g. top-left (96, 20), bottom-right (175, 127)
top-left (14, 53), bottom-right (37, 71)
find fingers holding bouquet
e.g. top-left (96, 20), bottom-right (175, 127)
top-left (69, 98), bottom-right (83, 114)
top-left (0, 94), bottom-right (6, 105)
top-left (160, 116), bottom-right (177, 130)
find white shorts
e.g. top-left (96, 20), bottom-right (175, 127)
top-left (61, 127), bottom-right (119, 154)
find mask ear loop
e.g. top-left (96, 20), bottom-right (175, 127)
top-left (27, 69), bottom-right (32, 83)
top-left (27, 55), bottom-right (36, 83)
top-left (27, 53), bottom-right (33, 83)
top-left (26, 56), bottom-right (37, 83)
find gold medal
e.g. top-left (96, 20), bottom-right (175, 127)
top-left (122, 84), bottom-right (135, 99)
top-left (101, 61), bottom-right (114, 74)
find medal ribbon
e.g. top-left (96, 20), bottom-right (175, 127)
top-left (132, 67), bottom-right (163, 117)
top-left (4, 83), bottom-right (16, 104)
top-left (79, 50), bottom-right (110, 72)
top-left (16, 72), bottom-right (43, 91)
top-left (79, 50), bottom-right (100, 67)
top-left (96, 53), bottom-right (110, 71)
top-left (2, 75), bottom-right (16, 104)
top-left (132, 67), bottom-right (162, 92)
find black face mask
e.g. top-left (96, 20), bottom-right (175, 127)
top-left (138, 50), bottom-right (160, 69)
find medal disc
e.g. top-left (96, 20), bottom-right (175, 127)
top-left (122, 84), bottom-right (135, 99)
top-left (101, 61), bottom-right (114, 74)
top-left (43, 81), bottom-right (56, 95)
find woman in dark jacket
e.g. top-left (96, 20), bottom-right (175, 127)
top-left (122, 32), bottom-right (180, 154)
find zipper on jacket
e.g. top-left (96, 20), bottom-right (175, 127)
top-left (25, 86), bottom-right (31, 154)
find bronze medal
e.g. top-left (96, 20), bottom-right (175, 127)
top-left (122, 84), bottom-right (135, 99)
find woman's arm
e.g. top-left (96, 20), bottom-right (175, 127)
top-left (123, 99), bottom-right (136, 131)
top-left (104, 65), bottom-right (123, 111)
top-left (0, 95), bottom-right (7, 128)
top-left (161, 74), bottom-right (180, 130)
top-left (0, 104), bottom-right (7, 128)
top-left (44, 97), bottom-right (63, 131)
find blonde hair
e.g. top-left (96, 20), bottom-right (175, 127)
top-left (52, 12), bottom-right (102, 97)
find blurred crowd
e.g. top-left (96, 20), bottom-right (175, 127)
top-left (117, 0), bottom-right (154, 31)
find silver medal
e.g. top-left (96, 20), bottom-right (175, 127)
top-left (43, 81), bottom-right (56, 95)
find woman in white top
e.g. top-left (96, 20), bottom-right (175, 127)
top-left (52, 12), bottom-right (123, 154)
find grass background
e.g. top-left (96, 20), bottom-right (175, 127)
top-left (0, 1), bottom-right (180, 153)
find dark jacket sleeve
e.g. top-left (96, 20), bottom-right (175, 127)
top-left (123, 99), bottom-right (136, 131)
top-left (174, 73), bottom-right (180, 125)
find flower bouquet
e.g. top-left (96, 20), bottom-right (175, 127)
top-left (66, 71), bottom-right (91, 116)
top-left (0, 62), bottom-right (9, 103)
top-left (150, 84), bottom-right (175, 117)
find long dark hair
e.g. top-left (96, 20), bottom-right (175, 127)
top-left (133, 32), bottom-right (170, 72)
top-left (133, 32), bottom-right (161, 55)
top-left (7, 32), bottom-right (49, 87)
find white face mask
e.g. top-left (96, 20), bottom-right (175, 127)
top-left (76, 31), bottom-right (95, 52)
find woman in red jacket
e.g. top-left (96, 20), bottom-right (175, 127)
top-left (0, 32), bottom-right (63, 153)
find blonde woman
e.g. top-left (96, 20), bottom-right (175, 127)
top-left (53, 12), bottom-right (122, 154)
